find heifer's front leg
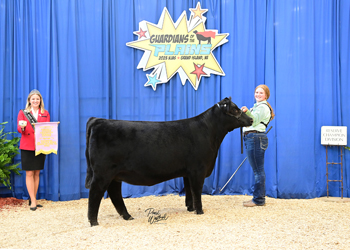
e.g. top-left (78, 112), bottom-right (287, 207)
top-left (88, 179), bottom-right (109, 226)
top-left (107, 180), bottom-right (133, 220)
top-left (183, 177), bottom-right (194, 211)
top-left (189, 176), bottom-right (205, 214)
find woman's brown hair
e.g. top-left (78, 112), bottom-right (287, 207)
top-left (255, 84), bottom-right (275, 120)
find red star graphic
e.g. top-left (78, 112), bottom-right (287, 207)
top-left (136, 28), bottom-right (147, 39)
top-left (191, 63), bottom-right (207, 80)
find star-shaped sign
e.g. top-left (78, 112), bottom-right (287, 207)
top-left (136, 28), bottom-right (147, 39)
top-left (191, 63), bottom-right (207, 80)
top-left (126, 6), bottom-right (229, 90)
top-left (190, 2), bottom-right (208, 19)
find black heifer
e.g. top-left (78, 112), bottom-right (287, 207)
top-left (85, 97), bottom-right (253, 226)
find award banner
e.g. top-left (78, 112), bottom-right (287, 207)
top-left (34, 122), bottom-right (60, 156)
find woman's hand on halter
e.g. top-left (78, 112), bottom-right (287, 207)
top-left (241, 106), bottom-right (248, 113)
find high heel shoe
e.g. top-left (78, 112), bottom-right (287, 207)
top-left (29, 199), bottom-right (43, 208)
top-left (30, 206), bottom-right (37, 211)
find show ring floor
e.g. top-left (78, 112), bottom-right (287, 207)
top-left (1, 194), bottom-right (349, 249)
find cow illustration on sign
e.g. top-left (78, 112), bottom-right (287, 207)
top-left (193, 30), bottom-right (216, 44)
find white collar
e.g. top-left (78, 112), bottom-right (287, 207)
top-left (31, 108), bottom-right (39, 120)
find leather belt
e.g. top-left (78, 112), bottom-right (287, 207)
top-left (244, 130), bottom-right (264, 136)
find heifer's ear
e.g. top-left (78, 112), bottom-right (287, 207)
top-left (217, 97), bottom-right (232, 113)
top-left (225, 98), bottom-right (232, 112)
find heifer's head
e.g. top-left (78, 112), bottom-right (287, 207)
top-left (216, 97), bottom-right (253, 131)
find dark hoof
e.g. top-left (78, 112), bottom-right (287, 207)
top-left (187, 206), bottom-right (194, 212)
top-left (195, 210), bottom-right (204, 215)
top-left (90, 221), bottom-right (99, 227)
top-left (30, 207), bottom-right (37, 211)
top-left (122, 214), bottom-right (134, 220)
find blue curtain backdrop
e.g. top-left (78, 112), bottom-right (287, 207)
top-left (1, 0), bottom-right (349, 201)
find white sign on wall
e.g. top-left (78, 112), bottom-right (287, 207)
top-left (321, 126), bottom-right (347, 146)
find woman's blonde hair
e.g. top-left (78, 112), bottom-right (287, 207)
top-left (25, 89), bottom-right (45, 114)
top-left (255, 84), bottom-right (275, 120)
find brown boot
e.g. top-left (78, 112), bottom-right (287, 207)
top-left (243, 200), bottom-right (265, 207)
top-left (243, 200), bottom-right (257, 207)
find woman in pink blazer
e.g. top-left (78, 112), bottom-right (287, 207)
top-left (17, 89), bottom-right (50, 211)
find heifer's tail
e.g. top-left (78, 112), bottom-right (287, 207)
top-left (85, 117), bottom-right (98, 189)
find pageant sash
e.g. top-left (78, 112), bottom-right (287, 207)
top-left (21, 109), bottom-right (37, 130)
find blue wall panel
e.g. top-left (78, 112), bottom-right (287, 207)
top-left (0, 0), bottom-right (349, 200)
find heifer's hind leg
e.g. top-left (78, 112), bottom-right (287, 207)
top-left (107, 180), bottom-right (133, 220)
top-left (183, 177), bottom-right (194, 211)
top-left (88, 179), bottom-right (110, 226)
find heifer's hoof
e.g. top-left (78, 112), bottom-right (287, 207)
top-left (195, 210), bottom-right (204, 215)
top-left (90, 221), bottom-right (99, 227)
top-left (122, 214), bottom-right (134, 220)
top-left (187, 206), bottom-right (194, 212)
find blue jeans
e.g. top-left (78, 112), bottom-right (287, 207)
top-left (244, 133), bottom-right (268, 205)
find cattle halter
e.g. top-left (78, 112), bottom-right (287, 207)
top-left (217, 102), bottom-right (245, 154)
top-left (216, 103), bottom-right (243, 120)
